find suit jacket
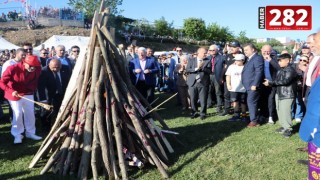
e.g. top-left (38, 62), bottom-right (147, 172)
top-left (129, 57), bottom-right (159, 86)
top-left (186, 57), bottom-right (212, 87)
top-left (299, 76), bottom-right (320, 147)
top-left (126, 53), bottom-right (137, 64)
top-left (38, 65), bottom-right (71, 103)
top-left (207, 54), bottom-right (225, 83)
top-left (242, 53), bottom-right (264, 90)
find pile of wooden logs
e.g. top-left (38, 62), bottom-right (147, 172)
top-left (29, 3), bottom-right (174, 179)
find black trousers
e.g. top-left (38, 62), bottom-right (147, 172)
top-left (189, 83), bottom-right (208, 116)
top-left (304, 86), bottom-right (311, 107)
top-left (223, 82), bottom-right (231, 110)
top-left (41, 94), bottom-right (63, 132)
top-left (136, 80), bottom-right (155, 103)
top-left (259, 86), bottom-right (276, 118)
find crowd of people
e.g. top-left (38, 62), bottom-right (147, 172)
top-left (125, 31), bottom-right (320, 177)
top-left (125, 31), bottom-right (320, 140)
top-left (38, 6), bottom-right (83, 20)
top-left (0, 43), bottom-right (81, 144)
top-left (1, 30), bottom-right (320, 177)
top-left (0, 10), bottom-right (22, 22)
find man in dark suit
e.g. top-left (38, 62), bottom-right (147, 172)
top-left (207, 44), bottom-right (225, 113)
top-left (242, 43), bottom-right (264, 127)
top-left (259, 44), bottom-right (280, 124)
top-left (129, 47), bottom-right (159, 103)
top-left (38, 59), bottom-right (71, 131)
top-left (186, 47), bottom-right (212, 120)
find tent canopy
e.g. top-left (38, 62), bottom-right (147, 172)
top-left (34, 35), bottom-right (90, 53)
top-left (0, 36), bottom-right (21, 50)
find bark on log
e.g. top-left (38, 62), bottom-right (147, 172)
top-left (78, 46), bottom-right (101, 179)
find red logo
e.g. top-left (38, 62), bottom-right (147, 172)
top-left (259, 6), bottom-right (312, 30)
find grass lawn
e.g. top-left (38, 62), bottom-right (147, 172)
top-left (0, 93), bottom-right (308, 179)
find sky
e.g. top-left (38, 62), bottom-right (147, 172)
top-left (1, 0), bottom-right (319, 41)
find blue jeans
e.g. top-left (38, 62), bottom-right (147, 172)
top-left (293, 90), bottom-right (305, 119)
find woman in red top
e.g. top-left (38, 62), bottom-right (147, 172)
top-left (0, 55), bottom-right (42, 144)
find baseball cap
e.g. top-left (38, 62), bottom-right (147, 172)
top-left (229, 41), bottom-right (241, 48)
top-left (233, 54), bottom-right (245, 61)
top-left (301, 43), bottom-right (310, 49)
top-left (277, 53), bottom-right (291, 60)
top-left (23, 55), bottom-right (41, 66)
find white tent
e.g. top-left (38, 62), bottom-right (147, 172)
top-left (0, 36), bottom-right (20, 50)
top-left (34, 35), bottom-right (90, 53)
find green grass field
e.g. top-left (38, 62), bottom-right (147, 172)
top-left (0, 93), bottom-right (308, 179)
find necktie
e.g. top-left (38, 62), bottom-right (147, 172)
top-left (54, 72), bottom-right (63, 94)
top-left (211, 56), bottom-right (215, 73)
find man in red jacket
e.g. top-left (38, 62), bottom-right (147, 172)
top-left (0, 55), bottom-right (42, 144)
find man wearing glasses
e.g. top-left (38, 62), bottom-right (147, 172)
top-left (69, 45), bottom-right (80, 67)
top-left (39, 48), bottom-right (49, 67)
top-left (46, 45), bottom-right (73, 71)
top-left (23, 42), bottom-right (34, 56)
top-left (0, 55), bottom-right (42, 144)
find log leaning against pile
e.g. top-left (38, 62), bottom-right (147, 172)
top-left (29, 5), bottom-right (175, 180)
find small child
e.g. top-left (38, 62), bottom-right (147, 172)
top-left (263, 53), bottom-right (297, 138)
top-left (225, 54), bottom-right (247, 121)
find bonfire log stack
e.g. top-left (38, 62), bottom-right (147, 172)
top-left (29, 2), bottom-right (174, 179)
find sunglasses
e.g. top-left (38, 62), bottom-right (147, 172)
top-left (24, 48), bottom-right (33, 52)
top-left (300, 59), bottom-right (308, 62)
top-left (42, 52), bottom-right (48, 55)
top-left (176, 50), bottom-right (182, 52)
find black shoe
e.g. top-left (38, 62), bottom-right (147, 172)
top-left (297, 159), bottom-right (308, 165)
top-left (219, 110), bottom-right (228, 116)
top-left (275, 127), bottom-right (285, 134)
top-left (191, 113), bottom-right (198, 119)
top-left (200, 115), bottom-right (206, 120)
top-left (283, 129), bottom-right (292, 138)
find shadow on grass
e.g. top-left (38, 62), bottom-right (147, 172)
top-left (152, 92), bottom-right (221, 119)
top-left (0, 170), bottom-right (30, 179)
top-left (168, 119), bottom-right (247, 175)
top-left (131, 119), bottom-right (247, 179)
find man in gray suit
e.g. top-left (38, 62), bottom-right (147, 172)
top-left (186, 47), bottom-right (212, 120)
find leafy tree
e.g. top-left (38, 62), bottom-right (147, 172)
top-left (131, 18), bottom-right (155, 36)
top-left (183, 18), bottom-right (206, 40)
top-left (268, 38), bottom-right (283, 47)
top-left (255, 38), bottom-right (284, 54)
top-left (154, 17), bottom-right (173, 37)
top-left (235, 31), bottom-right (254, 45)
top-left (206, 23), bottom-right (234, 43)
top-left (68, 0), bottom-right (123, 19)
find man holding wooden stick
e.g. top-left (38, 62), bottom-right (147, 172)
top-left (0, 55), bottom-right (42, 144)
